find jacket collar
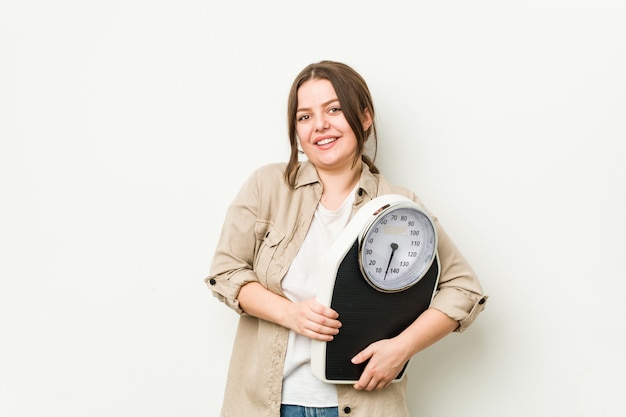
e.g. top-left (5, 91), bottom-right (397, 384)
top-left (293, 159), bottom-right (320, 188)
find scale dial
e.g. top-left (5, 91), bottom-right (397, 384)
top-left (359, 202), bottom-right (437, 292)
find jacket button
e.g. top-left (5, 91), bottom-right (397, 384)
top-left (343, 406), bottom-right (351, 414)
top-left (478, 297), bottom-right (485, 305)
top-left (209, 278), bottom-right (216, 286)
top-left (357, 189), bottom-right (363, 196)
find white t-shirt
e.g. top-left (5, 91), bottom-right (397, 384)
top-left (281, 189), bottom-right (356, 407)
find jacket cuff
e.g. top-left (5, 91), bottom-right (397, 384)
top-left (205, 269), bottom-right (258, 315)
top-left (430, 287), bottom-right (488, 333)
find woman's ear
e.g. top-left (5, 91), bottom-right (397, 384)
top-left (361, 109), bottom-right (373, 131)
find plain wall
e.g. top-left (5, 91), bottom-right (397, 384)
top-left (1, 1), bottom-right (625, 416)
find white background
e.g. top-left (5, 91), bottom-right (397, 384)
top-left (2, 1), bottom-right (625, 416)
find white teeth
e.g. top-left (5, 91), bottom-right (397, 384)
top-left (316, 138), bottom-right (336, 146)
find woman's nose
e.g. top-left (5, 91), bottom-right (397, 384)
top-left (315, 115), bottom-right (329, 132)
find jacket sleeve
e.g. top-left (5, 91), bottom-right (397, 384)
top-left (204, 171), bottom-right (261, 314)
top-left (429, 219), bottom-right (487, 332)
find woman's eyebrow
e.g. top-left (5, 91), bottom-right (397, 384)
top-left (297, 98), bottom-right (340, 113)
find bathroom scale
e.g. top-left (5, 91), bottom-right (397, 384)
top-left (311, 194), bottom-right (440, 384)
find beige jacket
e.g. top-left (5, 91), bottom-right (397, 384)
top-left (206, 161), bottom-right (487, 417)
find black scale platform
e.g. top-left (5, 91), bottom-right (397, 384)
top-left (324, 239), bottom-right (439, 382)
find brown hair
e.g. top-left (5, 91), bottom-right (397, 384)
top-left (284, 60), bottom-right (379, 187)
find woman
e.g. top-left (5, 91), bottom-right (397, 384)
top-left (205, 60), bottom-right (487, 417)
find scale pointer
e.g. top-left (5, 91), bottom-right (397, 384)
top-left (384, 243), bottom-right (399, 280)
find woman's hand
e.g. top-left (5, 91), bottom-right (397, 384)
top-left (238, 283), bottom-right (341, 340)
top-left (350, 338), bottom-right (411, 391)
top-left (351, 308), bottom-right (459, 391)
top-left (285, 297), bottom-right (342, 341)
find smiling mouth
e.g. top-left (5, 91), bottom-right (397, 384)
top-left (316, 137), bottom-right (337, 146)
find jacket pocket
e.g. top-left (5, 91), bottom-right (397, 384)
top-left (253, 221), bottom-right (285, 287)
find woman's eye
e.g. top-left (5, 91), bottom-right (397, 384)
top-left (329, 107), bottom-right (341, 114)
top-left (297, 114), bottom-right (310, 122)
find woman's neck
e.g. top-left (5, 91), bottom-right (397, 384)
top-left (318, 162), bottom-right (362, 210)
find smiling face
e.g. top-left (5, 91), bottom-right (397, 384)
top-left (284, 61), bottom-right (379, 188)
top-left (295, 78), bottom-right (371, 174)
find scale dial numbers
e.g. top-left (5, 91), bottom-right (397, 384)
top-left (359, 203), bottom-right (437, 292)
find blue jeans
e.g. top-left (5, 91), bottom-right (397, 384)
top-left (280, 404), bottom-right (339, 417)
